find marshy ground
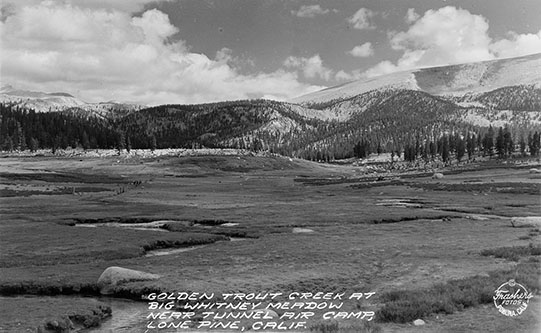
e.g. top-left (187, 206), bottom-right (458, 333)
top-left (0, 153), bottom-right (539, 332)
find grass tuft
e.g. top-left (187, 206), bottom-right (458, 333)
top-left (309, 320), bottom-right (382, 333)
top-left (480, 244), bottom-right (541, 261)
top-left (376, 260), bottom-right (540, 323)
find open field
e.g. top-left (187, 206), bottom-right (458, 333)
top-left (0, 152), bottom-right (540, 332)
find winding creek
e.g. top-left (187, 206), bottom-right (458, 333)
top-left (12, 214), bottom-right (539, 331)
top-left (86, 298), bottom-right (149, 333)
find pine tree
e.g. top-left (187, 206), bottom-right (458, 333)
top-left (29, 137), bottom-right (39, 152)
top-left (353, 141), bottom-right (361, 158)
top-left (503, 126), bottom-right (513, 157)
top-left (20, 131), bottom-right (27, 151)
top-left (150, 135), bottom-right (157, 151)
top-left (466, 133), bottom-right (475, 159)
top-left (496, 127), bottom-right (505, 158)
top-left (519, 135), bottom-right (526, 157)
top-left (429, 140), bottom-right (437, 158)
top-left (456, 135), bottom-right (466, 162)
top-left (5, 136), bottom-right (14, 152)
top-left (483, 126), bottom-right (494, 156)
top-left (531, 132), bottom-right (540, 157)
top-left (441, 135), bottom-right (450, 163)
top-left (14, 121), bottom-right (23, 150)
top-left (82, 131), bottom-right (90, 150)
top-left (52, 136), bottom-right (61, 154)
top-left (117, 131), bottom-right (125, 154)
top-left (528, 133), bottom-right (534, 156)
top-left (422, 139), bottom-right (429, 160)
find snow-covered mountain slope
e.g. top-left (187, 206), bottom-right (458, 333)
top-left (285, 53), bottom-right (541, 128)
top-left (0, 84), bottom-right (87, 111)
top-left (0, 84), bottom-right (144, 116)
top-left (290, 71), bottom-right (419, 105)
top-left (290, 53), bottom-right (541, 105)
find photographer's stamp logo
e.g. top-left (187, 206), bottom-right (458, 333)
top-left (493, 279), bottom-right (533, 317)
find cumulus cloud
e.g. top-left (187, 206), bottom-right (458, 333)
top-left (490, 30), bottom-right (541, 58)
top-left (405, 8), bottom-right (419, 23)
top-left (284, 54), bottom-right (334, 81)
top-left (334, 69), bottom-right (362, 82)
top-left (365, 6), bottom-right (494, 77)
top-left (0, 1), bottom-right (323, 105)
top-left (348, 42), bottom-right (374, 58)
top-left (291, 4), bottom-right (330, 18)
top-left (364, 6), bottom-right (541, 78)
top-left (347, 8), bottom-right (375, 30)
top-left (1, 0), bottom-right (167, 14)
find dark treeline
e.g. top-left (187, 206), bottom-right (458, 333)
top-left (356, 126), bottom-right (540, 164)
top-left (0, 103), bottom-right (117, 152)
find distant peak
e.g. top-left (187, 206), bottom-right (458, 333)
top-left (48, 92), bottom-right (75, 98)
top-left (1, 84), bottom-right (14, 92)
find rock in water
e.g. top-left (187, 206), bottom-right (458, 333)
top-left (413, 319), bottom-right (426, 326)
top-left (97, 266), bottom-right (160, 295)
top-left (432, 172), bottom-right (444, 179)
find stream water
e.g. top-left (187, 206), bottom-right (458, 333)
top-left (145, 237), bottom-right (247, 257)
top-left (75, 222), bottom-right (169, 232)
top-left (86, 298), bottom-right (149, 333)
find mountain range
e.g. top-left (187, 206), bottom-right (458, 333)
top-left (1, 53), bottom-right (540, 158)
top-left (0, 85), bottom-right (144, 118)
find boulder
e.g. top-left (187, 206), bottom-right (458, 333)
top-left (510, 217), bottom-right (541, 228)
top-left (432, 173), bottom-right (444, 179)
top-left (97, 266), bottom-right (160, 295)
top-left (413, 319), bottom-right (426, 326)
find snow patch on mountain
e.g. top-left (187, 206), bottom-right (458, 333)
top-left (1, 85), bottom-right (87, 111)
top-left (290, 53), bottom-right (541, 105)
top-left (0, 84), bottom-right (144, 115)
top-left (290, 71), bottom-right (419, 105)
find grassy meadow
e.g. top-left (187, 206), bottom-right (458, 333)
top-left (0, 152), bottom-right (539, 332)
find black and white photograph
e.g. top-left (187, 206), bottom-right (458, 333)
top-left (1, 0), bottom-right (540, 332)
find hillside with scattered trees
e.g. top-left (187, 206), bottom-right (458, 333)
top-left (1, 85), bottom-right (540, 164)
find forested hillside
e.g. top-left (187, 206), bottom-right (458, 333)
top-left (1, 94), bottom-right (540, 163)
top-left (2, 53), bottom-right (541, 162)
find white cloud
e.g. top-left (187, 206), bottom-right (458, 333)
top-left (490, 30), bottom-right (541, 58)
top-left (0, 1), bottom-right (323, 105)
top-left (284, 54), bottom-right (333, 81)
top-left (334, 69), bottom-right (362, 82)
top-left (347, 8), bottom-right (375, 30)
top-left (364, 6), bottom-right (541, 78)
top-left (365, 6), bottom-right (494, 77)
top-left (291, 5), bottom-right (330, 18)
top-left (348, 42), bottom-right (374, 58)
top-left (1, 0), bottom-right (168, 14)
top-left (405, 8), bottom-right (419, 23)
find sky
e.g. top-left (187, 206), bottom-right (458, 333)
top-left (1, 0), bottom-right (541, 105)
